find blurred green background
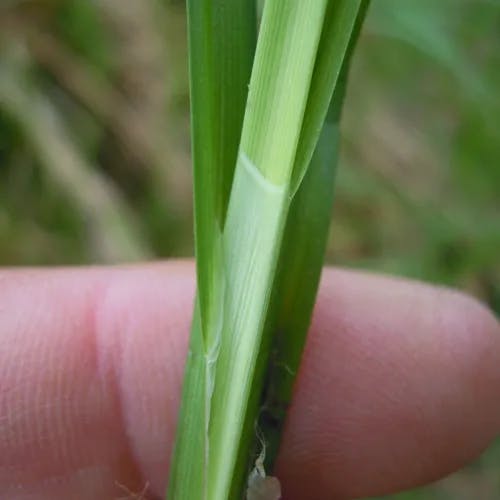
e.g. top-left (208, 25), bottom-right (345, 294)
top-left (0, 0), bottom-right (499, 498)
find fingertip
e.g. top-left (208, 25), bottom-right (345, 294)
top-left (277, 270), bottom-right (500, 499)
top-left (440, 289), bottom-right (500, 431)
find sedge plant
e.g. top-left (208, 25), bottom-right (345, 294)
top-left (168, 1), bottom-right (370, 499)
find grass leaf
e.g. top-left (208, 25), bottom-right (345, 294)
top-left (188, 0), bottom-right (256, 347)
top-left (167, 1), bottom-right (256, 498)
top-left (259, 4), bottom-right (370, 469)
top-left (169, 2), bottom-right (369, 499)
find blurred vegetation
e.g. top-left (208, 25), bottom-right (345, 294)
top-left (0, 0), bottom-right (498, 498)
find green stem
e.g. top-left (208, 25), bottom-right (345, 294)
top-left (168, 2), bottom-right (370, 499)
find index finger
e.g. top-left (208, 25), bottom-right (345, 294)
top-left (0, 263), bottom-right (499, 500)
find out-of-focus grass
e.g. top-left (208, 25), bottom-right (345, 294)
top-left (0, 0), bottom-right (499, 498)
top-left (337, 0), bottom-right (500, 309)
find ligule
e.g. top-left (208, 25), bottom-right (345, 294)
top-left (167, 1), bottom-right (370, 499)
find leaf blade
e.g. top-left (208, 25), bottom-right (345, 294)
top-left (260, 1), bottom-right (371, 471)
top-left (188, 0), bottom-right (256, 348)
top-left (167, 1), bottom-right (255, 498)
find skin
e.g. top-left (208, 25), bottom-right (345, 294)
top-left (0, 262), bottom-right (499, 500)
